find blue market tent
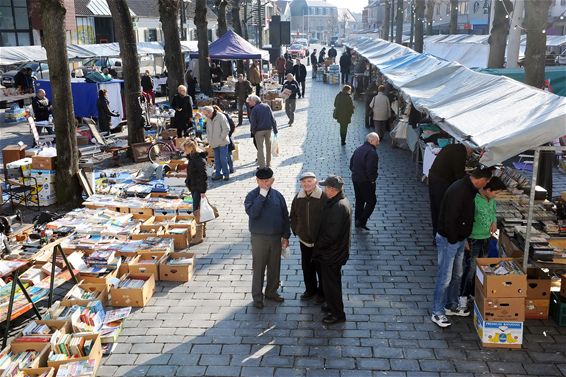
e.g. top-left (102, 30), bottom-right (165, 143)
top-left (189, 30), bottom-right (269, 61)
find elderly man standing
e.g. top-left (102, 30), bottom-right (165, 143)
top-left (32, 89), bottom-right (53, 135)
top-left (314, 176), bottom-right (352, 324)
top-left (234, 74), bottom-right (253, 126)
top-left (350, 133), bottom-right (380, 230)
top-left (247, 95), bottom-right (278, 169)
top-left (202, 106), bottom-right (231, 181)
top-left (368, 85), bottom-right (391, 141)
top-left (245, 168), bottom-right (291, 309)
top-left (290, 172), bottom-right (326, 302)
top-left (281, 73), bottom-right (300, 126)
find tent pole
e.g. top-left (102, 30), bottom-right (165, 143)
top-left (522, 148), bottom-right (539, 272)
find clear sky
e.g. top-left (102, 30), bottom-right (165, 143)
top-left (327, 0), bottom-right (366, 13)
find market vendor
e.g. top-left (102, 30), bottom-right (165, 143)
top-left (210, 63), bottom-right (223, 83)
top-left (31, 89), bottom-right (53, 135)
top-left (235, 74), bottom-right (253, 126)
top-left (141, 70), bottom-right (156, 105)
top-left (171, 85), bottom-right (194, 138)
top-left (249, 61), bottom-right (262, 96)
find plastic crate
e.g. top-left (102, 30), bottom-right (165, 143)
top-left (549, 292), bottom-right (566, 327)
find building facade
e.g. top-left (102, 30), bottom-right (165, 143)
top-left (290, 0), bottom-right (339, 43)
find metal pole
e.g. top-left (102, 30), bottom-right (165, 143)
top-left (522, 148), bottom-right (540, 272)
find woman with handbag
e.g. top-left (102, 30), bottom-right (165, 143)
top-left (182, 139), bottom-right (208, 211)
top-left (333, 85), bottom-right (355, 146)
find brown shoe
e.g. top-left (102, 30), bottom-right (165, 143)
top-left (265, 295), bottom-right (284, 303)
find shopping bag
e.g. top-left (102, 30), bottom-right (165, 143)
top-left (487, 237), bottom-right (499, 258)
top-left (271, 133), bottom-right (280, 157)
top-left (195, 197), bottom-right (218, 223)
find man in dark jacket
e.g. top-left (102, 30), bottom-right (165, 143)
top-left (32, 89), bottom-right (53, 135)
top-left (318, 48), bottom-right (326, 64)
top-left (290, 172), bottom-right (326, 302)
top-left (428, 143), bottom-right (473, 238)
top-left (314, 175), bottom-right (352, 324)
top-left (310, 49), bottom-right (318, 77)
top-left (350, 133), bottom-right (379, 230)
top-left (431, 168), bottom-right (492, 328)
top-left (292, 59), bottom-right (307, 98)
top-left (234, 74), bottom-right (253, 126)
top-left (281, 74), bottom-right (300, 126)
top-left (328, 46), bottom-right (337, 62)
top-left (247, 95), bottom-right (278, 168)
top-left (244, 168), bottom-right (291, 309)
top-left (339, 51), bottom-right (352, 84)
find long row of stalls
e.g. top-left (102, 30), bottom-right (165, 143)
top-left (346, 35), bottom-right (566, 337)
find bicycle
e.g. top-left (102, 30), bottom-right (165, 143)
top-left (147, 126), bottom-right (197, 164)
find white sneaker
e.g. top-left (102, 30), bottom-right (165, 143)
top-left (431, 314), bottom-right (452, 328)
top-left (445, 306), bottom-right (471, 317)
top-left (458, 296), bottom-right (469, 309)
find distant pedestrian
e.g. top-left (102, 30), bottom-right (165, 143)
top-left (276, 55), bottom-right (286, 85)
top-left (292, 59), bottom-right (307, 98)
top-left (32, 89), bottom-right (53, 135)
top-left (202, 106), bottom-right (230, 181)
top-left (141, 70), bottom-right (155, 105)
top-left (234, 74), bottom-right (253, 126)
top-left (247, 95), bottom-right (278, 168)
top-left (333, 85), bottom-right (355, 145)
top-left (328, 46), bottom-right (337, 62)
top-left (290, 172), bottom-right (326, 303)
top-left (339, 51), bottom-right (352, 84)
top-left (171, 85), bottom-right (194, 138)
top-left (244, 168), bottom-right (291, 309)
top-left (318, 48), bottom-right (326, 64)
top-left (285, 58), bottom-right (294, 75)
top-left (214, 105), bottom-right (236, 174)
top-left (182, 139), bottom-right (208, 211)
top-left (314, 175), bottom-right (352, 325)
top-left (249, 61), bottom-right (262, 96)
top-left (350, 133), bottom-right (380, 230)
top-left (310, 49), bottom-right (318, 77)
top-left (431, 168), bottom-right (492, 328)
top-left (96, 89), bottom-right (119, 134)
top-left (281, 74), bottom-right (300, 126)
top-left (186, 71), bottom-right (198, 103)
top-left (369, 85), bottom-right (391, 140)
top-left (305, 49), bottom-right (310, 65)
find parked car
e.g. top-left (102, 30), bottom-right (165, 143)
top-left (1, 62), bottom-right (50, 88)
top-left (293, 38), bottom-right (309, 48)
top-left (517, 55), bottom-right (557, 67)
top-left (288, 44), bottom-right (306, 59)
top-left (81, 57), bottom-right (123, 78)
top-left (555, 51), bottom-right (566, 65)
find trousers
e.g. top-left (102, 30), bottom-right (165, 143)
top-left (339, 122), bottom-right (349, 144)
top-left (320, 263), bottom-right (345, 319)
top-left (213, 145), bottom-right (229, 178)
top-left (285, 99), bottom-right (296, 124)
top-left (374, 120), bottom-right (388, 141)
top-left (428, 175), bottom-right (452, 237)
top-left (300, 243), bottom-right (323, 297)
top-left (254, 129), bottom-right (272, 168)
top-left (432, 234), bottom-right (465, 315)
top-left (460, 238), bottom-right (489, 297)
top-left (237, 100), bottom-right (247, 125)
top-left (251, 234), bottom-right (282, 302)
top-left (298, 80), bottom-right (306, 97)
top-left (353, 181), bottom-right (377, 226)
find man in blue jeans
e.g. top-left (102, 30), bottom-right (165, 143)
top-left (202, 106), bottom-right (231, 181)
top-left (431, 168), bottom-right (492, 328)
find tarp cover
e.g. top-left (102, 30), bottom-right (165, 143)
top-left (476, 66), bottom-right (566, 97)
top-left (188, 30), bottom-right (269, 60)
top-left (347, 36), bottom-right (566, 166)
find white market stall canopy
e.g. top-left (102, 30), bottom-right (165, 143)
top-left (0, 41), bottom-right (199, 65)
top-left (347, 36), bottom-right (566, 166)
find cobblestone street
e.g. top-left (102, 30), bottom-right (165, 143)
top-left (93, 76), bottom-right (565, 377)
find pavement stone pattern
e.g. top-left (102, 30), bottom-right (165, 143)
top-left (93, 75), bottom-right (566, 377)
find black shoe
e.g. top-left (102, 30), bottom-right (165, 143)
top-left (322, 315), bottom-right (346, 325)
top-left (253, 301), bottom-right (264, 309)
top-left (300, 292), bottom-right (316, 301)
top-left (356, 224), bottom-right (370, 231)
top-left (229, 169), bottom-right (235, 174)
top-left (265, 295), bottom-right (284, 303)
top-left (211, 175), bottom-right (222, 181)
top-left (315, 295), bottom-right (325, 305)
top-left (341, 141), bottom-right (346, 146)
top-left (223, 176), bottom-right (230, 181)
top-left (321, 304), bottom-right (329, 313)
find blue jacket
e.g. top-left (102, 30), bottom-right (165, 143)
top-left (349, 142), bottom-right (379, 183)
top-left (244, 187), bottom-right (291, 239)
top-left (250, 103), bottom-right (278, 135)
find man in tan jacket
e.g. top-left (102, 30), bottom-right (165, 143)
top-left (369, 85), bottom-right (391, 140)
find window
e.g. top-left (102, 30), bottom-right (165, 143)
top-left (0, 0), bottom-right (31, 46)
top-left (322, 7), bottom-right (327, 15)
top-left (458, 1), bottom-right (468, 16)
top-left (436, 4), bottom-right (440, 15)
top-left (147, 29), bottom-right (158, 41)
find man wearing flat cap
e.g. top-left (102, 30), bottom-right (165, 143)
top-left (244, 168), bottom-right (291, 309)
top-left (290, 172), bottom-right (326, 303)
top-left (314, 175), bottom-right (352, 324)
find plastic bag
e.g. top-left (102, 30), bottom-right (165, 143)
top-left (488, 237), bottom-right (499, 258)
top-left (271, 133), bottom-right (280, 157)
top-left (197, 197), bottom-right (216, 223)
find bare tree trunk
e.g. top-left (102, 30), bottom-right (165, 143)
top-left (231, 0), bottom-right (244, 73)
top-left (524, 0), bottom-right (551, 88)
top-left (506, 0), bottom-right (524, 68)
top-left (107, 0), bottom-right (144, 146)
top-left (216, 0), bottom-right (231, 78)
top-left (426, 0), bottom-right (434, 35)
top-left (39, 0), bottom-right (82, 206)
top-left (195, 0), bottom-right (212, 95)
top-left (395, 0), bottom-right (404, 44)
top-left (243, 1), bottom-right (249, 39)
top-left (449, 0), bottom-right (458, 34)
top-left (390, 0), bottom-right (395, 41)
top-left (158, 0), bottom-right (186, 102)
top-left (414, 0), bottom-right (425, 52)
top-left (382, 0), bottom-right (391, 40)
top-left (487, 0), bottom-right (513, 68)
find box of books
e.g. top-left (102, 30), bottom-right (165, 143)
top-left (129, 253), bottom-right (166, 279)
top-left (130, 226), bottom-right (165, 241)
top-left (47, 333), bottom-right (102, 371)
top-left (160, 227), bottom-right (189, 250)
top-left (22, 366), bottom-right (55, 377)
top-left (99, 307), bottom-right (131, 344)
top-left (128, 207), bottom-right (153, 220)
top-left (0, 342), bottom-right (50, 373)
top-left (18, 320), bottom-right (72, 340)
top-left (77, 269), bottom-right (118, 286)
top-left (68, 301), bottom-right (105, 333)
top-left (53, 359), bottom-right (96, 376)
top-left (140, 215), bottom-right (176, 232)
top-left (61, 283), bottom-right (108, 307)
top-left (475, 258), bottom-right (527, 298)
top-left (172, 215), bottom-right (197, 239)
top-left (159, 252), bottom-right (196, 282)
top-left (110, 273), bottom-right (155, 307)
top-left (40, 302), bottom-right (82, 329)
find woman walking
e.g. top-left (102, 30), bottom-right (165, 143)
top-left (333, 85), bottom-right (355, 146)
top-left (183, 139), bottom-right (208, 211)
top-left (96, 89), bottom-right (119, 134)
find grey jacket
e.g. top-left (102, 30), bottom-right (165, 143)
top-left (207, 111), bottom-right (230, 148)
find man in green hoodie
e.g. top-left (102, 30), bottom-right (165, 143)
top-left (459, 176), bottom-right (506, 306)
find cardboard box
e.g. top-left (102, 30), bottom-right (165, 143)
top-left (271, 98), bottom-right (283, 111)
top-left (474, 285), bottom-right (525, 321)
top-left (525, 298), bottom-right (550, 320)
top-left (475, 258), bottom-right (527, 298)
top-left (129, 253), bottom-right (166, 279)
top-left (16, 321), bottom-right (71, 340)
top-left (2, 144), bottom-right (27, 165)
top-left (23, 367), bottom-right (55, 377)
top-left (129, 207), bottom-right (154, 219)
top-left (61, 282), bottom-right (109, 307)
top-left (473, 303), bottom-right (523, 348)
top-left (32, 156), bottom-right (56, 170)
top-left (173, 215), bottom-right (197, 238)
top-left (161, 227), bottom-right (189, 250)
top-left (47, 333), bottom-right (102, 370)
top-left (500, 231), bottom-right (523, 258)
top-left (159, 252), bottom-right (195, 282)
top-left (526, 268), bottom-right (552, 299)
top-left (6, 158), bottom-right (33, 178)
top-left (31, 169), bottom-right (56, 184)
top-left (0, 342), bottom-right (50, 371)
top-left (110, 273), bottom-right (156, 307)
top-left (141, 216), bottom-right (175, 232)
top-left (131, 226), bottom-right (164, 240)
top-left (77, 269), bottom-right (118, 285)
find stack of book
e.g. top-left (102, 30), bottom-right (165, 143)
top-left (85, 251), bottom-right (115, 268)
top-left (55, 359), bottom-right (96, 377)
top-left (66, 286), bottom-right (98, 301)
top-left (22, 320), bottom-right (51, 336)
top-left (167, 256), bottom-right (194, 266)
top-left (49, 335), bottom-right (94, 360)
top-left (46, 305), bottom-right (81, 321)
top-left (118, 278), bottom-right (145, 289)
top-left (0, 351), bottom-right (38, 372)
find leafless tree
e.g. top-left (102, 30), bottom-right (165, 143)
top-left (426, 0), bottom-right (435, 35)
top-left (487, 0), bottom-right (513, 68)
top-left (383, 0), bottom-right (391, 40)
top-left (449, 0), bottom-right (458, 34)
top-left (414, 0), bottom-right (426, 52)
top-left (395, 0), bottom-right (404, 44)
top-left (158, 0), bottom-right (186, 102)
top-left (195, 0), bottom-right (212, 95)
top-left (524, 0), bottom-right (552, 88)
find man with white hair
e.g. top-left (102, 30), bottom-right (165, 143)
top-left (349, 133), bottom-right (380, 230)
top-left (281, 73), bottom-right (300, 126)
top-left (201, 106), bottom-right (231, 181)
top-left (171, 85), bottom-right (193, 138)
top-left (247, 95), bottom-right (278, 169)
top-left (32, 89), bottom-right (53, 135)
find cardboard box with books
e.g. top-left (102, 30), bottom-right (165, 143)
top-left (160, 227), bottom-right (189, 250)
top-left (110, 273), bottom-right (155, 307)
top-left (527, 268), bottom-right (552, 299)
top-left (128, 253), bottom-right (165, 279)
top-left (475, 258), bottom-right (527, 298)
top-left (47, 333), bottom-right (102, 371)
top-left (61, 283), bottom-right (108, 307)
top-left (159, 252), bottom-right (196, 282)
top-left (22, 366), bottom-right (55, 376)
top-left (0, 341), bottom-right (50, 373)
